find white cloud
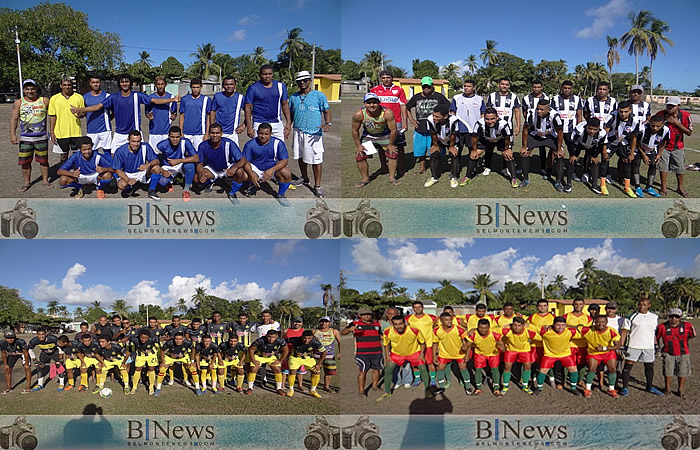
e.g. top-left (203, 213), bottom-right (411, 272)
top-left (272, 240), bottom-right (302, 260)
top-left (228, 29), bottom-right (247, 42)
top-left (575, 0), bottom-right (632, 39)
top-left (440, 238), bottom-right (474, 249)
top-left (126, 280), bottom-right (162, 307)
top-left (237, 14), bottom-right (260, 25)
top-left (692, 254), bottom-right (700, 278)
top-left (30, 263), bottom-right (116, 306)
top-left (351, 239), bottom-right (393, 277)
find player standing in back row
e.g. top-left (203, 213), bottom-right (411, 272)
top-left (371, 71), bottom-right (408, 177)
top-left (244, 65), bottom-right (291, 141)
top-left (486, 78), bottom-right (521, 176)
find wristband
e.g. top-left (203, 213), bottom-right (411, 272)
top-left (602, 346), bottom-right (608, 351)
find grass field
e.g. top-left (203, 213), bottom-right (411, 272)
top-left (341, 97), bottom-right (700, 199)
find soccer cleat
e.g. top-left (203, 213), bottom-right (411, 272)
top-left (97, 189), bottom-right (106, 200)
top-left (645, 187), bottom-right (660, 197)
top-left (583, 389), bottom-right (592, 398)
top-left (511, 178), bottom-right (519, 188)
top-left (276, 194), bottom-right (290, 207)
top-left (92, 386), bottom-right (102, 394)
top-left (533, 387), bottom-right (542, 395)
top-left (450, 178), bottom-right (459, 188)
top-left (634, 186), bottom-right (644, 197)
top-left (564, 184), bottom-right (572, 193)
top-left (218, 387), bottom-right (224, 392)
top-left (473, 389), bottom-right (482, 396)
top-left (148, 190), bottom-right (161, 201)
top-left (182, 191), bottom-right (191, 202)
top-left (522, 386), bottom-right (533, 395)
top-left (77, 385), bottom-right (86, 392)
top-left (424, 177), bottom-right (439, 188)
top-left (606, 175), bottom-right (614, 185)
top-left (412, 378), bottom-right (422, 387)
top-left (647, 387), bottom-right (664, 396)
top-left (403, 384), bottom-right (411, 389)
top-left (620, 388), bottom-right (629, 396)
top-left (376, 393), bottom-right (392, 402)
top-left (556, 384), bottom-right (563, 390)
top-left (541, 171), bottom-right (550, 181)
top-left (519, 179), bottom-right (530, 188)
top-left (609, 389), bottom-right (619, 398)
top-left (444, 381), bottom-right (451, 390)
top-left (168, 379), bottom-right (174, 386)
top-left (74, 188), bottom-right (84, 199)
top-left (124, 386), bottom-right (130, 395)
top-left (195, 389), bottom-right (204, 395)
top-left (64, 385), bottom-right (73, 392)
top-left (581, 173), bottom-right (590, 184)
top-left (493, 390), bottom-right (501, 397)
top-left (227, 193), bottom-right (240, 205)
top-left (500, 387), bottom-right (509, 395)
top-left (624, 187), bottom-right (637, 198)
top-left (482, 168), bottom-right (491, 176)
top-left (212, 388), bottom-right (222, 394)
top-left (149, 387), bottom-right (155, 395)
top-left (245, 388), bottom-right (253, 395)
top-left (314, 187), bottom-right (325, 198)
top-left (464, 385), bottom-right (475, 396)
top-left (310, 390), bottom-right (322, 399)
top-left (57, 386), bottom-right (64, 392)
top-left (287, 389), bottom-right (295, 397)
top-left (153, 389), bottom-right (161, 397)
top-left (459, 177), bottom-right (471, 187)
top-left (571, 174), bottom-right (582, 182)
top-left (184, 380), bottom-right (192, 387)
top-left (130, 388), bottom-right (137, 395)
top-left (277, 389), bottom-right (286, 396)
top-left (554, 183), bottom-right (565, 192)
top-left (291, 178), bottom-right (308, 187)
top-left (425, 389), bottom-right (435, 399)
top-left (601, 185), bottom-right (609, 196)
top-left (434, 386), bottom-right (445, 395)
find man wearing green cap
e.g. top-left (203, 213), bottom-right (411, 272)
top-left (406, 77), bottom-right (449, 177)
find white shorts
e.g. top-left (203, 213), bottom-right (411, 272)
top-left (77, 173), bottom-right (99, 185)
top-left (625, 348), bottom-right (655, 363)
top-left (292, 129), bottom-right (324, 164)
top-left (205, 165), bottom-right (233, 179)
top-left (124, 170), bottom-right (148, 184)
top-left (253, 121), bottom-right (284, 140)
top-left (112, 133), bottom-right (130, 150)
top-left (161, 163), bottom-right (183, 176)
top-left (184, 134), bottom-right (204, 150)
top-left (149, 134), bottom-right (168, 152)
top-left (87, 131), bottom-right (113, 151)
top-left (222, 133), bottom-right (240, 146)
top-left (250, 163), bottom-right (266, 178)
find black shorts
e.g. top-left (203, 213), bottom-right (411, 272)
top-left (395, 129), bottom-right (407, 147)
top-left (38, 351), bottom-right (60, 365)
top-left (584, 144), bottom-right (607, 159)
top-left (6, 354), bottom-right (27, 368)
top-left (477, 138), bottom-right (506, 152)
top-left (355, 353), bottom-right (383, 372)
top-left (526, 135), bottom-right (557, 151)
top-left (612, 143), bottom-right (632, 158)
top-left (56, 137), bottom-right (79, 154)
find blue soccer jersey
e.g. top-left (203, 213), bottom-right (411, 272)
top-left (180, 94), bottom-right (212, 135)
top-left (156, 137), bottom-right (198, 160)
top-left (102, 92), bottom-right (152, 134)
top-left (243, 137), bottom-right (289, 171)
top-left (60, 151), bottom-right (112, 175)
top-left (198, 138), bottom-right (243, 172)
top-left (112, 143), bottom-right (159, 173)
top-left (289, 90), bottom-right (329, 136)
top-left (212, 92), bottom-right (244, 134)
top-left (244, 81), bottom-right (288, 124)
top-left (83, 91), bottom-right (112, 134)
top-left (146, 92), bottom-right (177, 135)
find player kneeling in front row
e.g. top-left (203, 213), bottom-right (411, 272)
top-left (112, 130), bottom-right (163, 201)
top-left (96, 336), bottom-right (130, 395)
top-left (57, 136), bottom-right (114, 199)
top-left (432, 313), bottom-right (474, 396)
top-left (580, 315), bottom-right (622, 398)
top-left (129, 329), bottom-right (159, 395)
top-left (56, 336), bottom-right (81, 391)
top-left (243, 123), bottom-right (293, 207)
top-left (423, 104), bottom-right (459, 188)
top-left (1, 330), bottom-right (32, 394)
top-left (519, 100), bottom-right (564, 190)
top-left (195, 336), bottom-right (222, 394)
top-left (377, 316), bottom-right (432, 402)
top-left (247, 330), bottom-right (288, 396)
top-left (196, 123), bottom-right (248, 204)
top-left (465, 319), bottom-right (502, 396)
top-left (287, 330), bottom-right (326, 398)
top-left (156, 126), bottom-right (199, 202)
top-left (154, 332), bottom-right (201, 396)
top-left (219, 335), bottom-right (247, 392)
top-left (499, 317), bottom-right (536, 395)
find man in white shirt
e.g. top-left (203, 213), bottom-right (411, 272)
top-left (605, 302), bottom-right (624, 333)
top-left (619, 297), bottom-right (664, 396)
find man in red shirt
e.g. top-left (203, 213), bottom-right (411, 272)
top-left (656, 308), bottom-right (696, 398)
top-left (371, 71), bottom-right (408, 176)
top-left (654, 96), bottom-right (693, 197)
top-left (341, 307), bottom-right (383, 396)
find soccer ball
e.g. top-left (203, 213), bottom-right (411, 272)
top-left (99, 388), bottom-right (112, 398)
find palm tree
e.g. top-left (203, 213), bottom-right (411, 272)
top-left (479, 40), bottom-right (499, 67)
top-left (439, 280), bottom-right (453, 288)
top-left (647, 18), bottom-right (673, 98)
top-left (321, 283), bottom-right (334, 316)
top-left (396, 287), bottom-right (408, 297)
top-left (606, 36), bottom-right (620, 92)
top-left (46, 300), bottom-right (60, 316)
top-left (470, 273), bottom-right (497, 306)
top-left (338, 270), bottom-right (347, 290)
top-left (620, 10), bottom-right (654, 85)
top-left (276, 299), bottom-right (302, 329)
top-left (381, 281), bottom-right (398, 298)
top-left (252, 46), bottom-right (267, 66)
top-left (110, 299), bottom-right (131, 318)
top-left (36, 308), bottom-right (46, 315)
top-left (191, 287), bottom-right (208, 311)
top-left (137, 51), bottom-right (153, 67)
top-left (73, 307), bottom-right (85, 319)
top-left (579, 63), bottom-right (609, 98)
top-left (190, 43), bottom-right (221, 80)
top-left (177, 298), bottom-right (188, 314)
top-left (280, 27), bottom-right (305, 71)
top-left (576, 258), bottom-right (599, 297)
top-left (414, 288), bottom-right (429, 300)
top-left (441, 63), bottom-right (461, 80)
top-left (465, 54), bottom-right (479, 75)
top-left (57, 305), bottom-right (69, 318)
top-left (670, 277), bottom-right (700, 312)
top-left (164, 306), bottom-right (177, 318)
top-left (90, 301), bottom-right (101, 309)
top-left (360, 50), bottom-right (391, 85)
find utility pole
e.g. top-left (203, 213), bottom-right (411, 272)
top-left (14, 26), bottom-right (23, 93)
top-left (381, 54), bottom-right (384, 70)
top-left (311, 43), bottom-right (316, 83)
top-left (146, 304), bottom-right (149, 323)
top-left (539, 274), bottom-right (547, 299)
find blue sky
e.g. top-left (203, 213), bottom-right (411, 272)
top-left (341, 238), bottom-right (700, 295)
top-left (0, 240), bottom-right (339, 310)
top-left (8, 0), bottom-right (340, 67)
top-left (341, 0), bottom-right (699, 92)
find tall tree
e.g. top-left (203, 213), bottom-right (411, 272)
top-left (620, 10), bottom-right (654, 85)
top-left (470, 273), bottom-right (497, 306)
top-left (411, 59), bottom-right (440, 79)
top-left (73, 306), bottom-right (85, 319)
top-left (177, 298), bottom-right (188, 314)
top-left (361, 50), bottom-right (391, 85)
top-left (606, 36), bottom-right (620, 92)
top-left (440, 63), bottom-right (461, 80)
top-left (479, 40), bottom-right (499, 67)
top-left (280, 27), bottom-right (305, 71)
top-left (439, 280), bottom-right (453, 288)
top-left (647, 18), bottom-right (673, 98)
top-left (89, 300), bottom-right (102, 309)
top-left (252, 46), bottom-right (267, 66)
top-left (190, 43), bottom-right (220, 79)
top-left (381, 281), bottom-right (399, 298)
top-left (191, 287), bottom-right (208, 312)
top-left (0, 286), bottom-right (34, 327)
top-left (321, 283), bottom-right (334, 316)
top-left (465, 54), bottom-right (479, 75)
top-left (46, 300), bottom-right (60, 316)
top-left (110, 299), bottom-right (131, 317)
top-left (160, 56), bottom-right (185, 80)
top-left (137, 50), bottom-right (153, 67)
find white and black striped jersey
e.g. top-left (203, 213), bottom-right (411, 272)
top-left (638, 123), bottom-right (670, 154)
top-left (474, 118), bottom-right (512, 142)
top-left (550, 94), bottom-right (583, 133)
top-left (631, 101), bottom-right (650, 121)
top-left (605, 111), bottom-right (641, 146)
top-left (584, 96), bottom-right (617, 123)
top-left (521, 93), bottom-right (549, 122)
top-left (486, 92), bottom-right (520, 127)
top-left (572, 121), bottom-right (607, 149)
top-left (525, 109), bottom-right (563, 138)
top-left (427, 114), bottom-right (460, 146)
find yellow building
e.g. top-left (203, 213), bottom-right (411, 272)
top-left (547, 299), bottom-right (610, 316)
top-left (313, 74), bottom-right (341, 102)
top-left (393, 78), bottom-right (450, 99)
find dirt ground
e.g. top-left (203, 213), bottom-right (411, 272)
top-left (0, 101), bottom-right (340, 200)
top-left (338, 320), bottom-right (700, 416)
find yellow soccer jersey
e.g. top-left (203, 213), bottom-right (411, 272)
top-left (406, 314), bottom-right (437, 346)
top-left (493, 314), bottom-right (516, 333)
top-left (527, 313), bottom-right (555, 347)
top-left (433, 325), bottom-right (467, 360)
top-left (466, 331), bottom-right (501, 357)
top-left (501, 328), bottom-right (536, 353)
top-left (539, 327), bottom-right (577, 358)
top-left (580, 327), bottom-right (620, 355)
top-left (383, 326), bottom-right (424, 357)
top-left (461, 314), bottom-right (495, 331)
top-left (564, 312), bottom-right (592, 348)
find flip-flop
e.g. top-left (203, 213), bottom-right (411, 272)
top-left (354, 181), bottom-right (369, 189)
top-left (18, 185), bottom-right (30, 192)
top-left (43, 183), bottom-right (54, 189)
top-left (21, 389), bottom-right (30, 394)
top-left (388, 180), bottom-right (401, 186)
top-left (660, 190), bottom-right (668, 197)
top-left (678, 190), bottom-right (689, 198)
top-left (1, 389), bottom-right (10, 394)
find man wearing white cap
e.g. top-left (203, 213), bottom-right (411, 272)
top-left (654, 96), bottom-right (693, 197)
top-left (289, 71), bottom-right (332, 198)
top-left (656, 308), bottom-right (696, 398)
